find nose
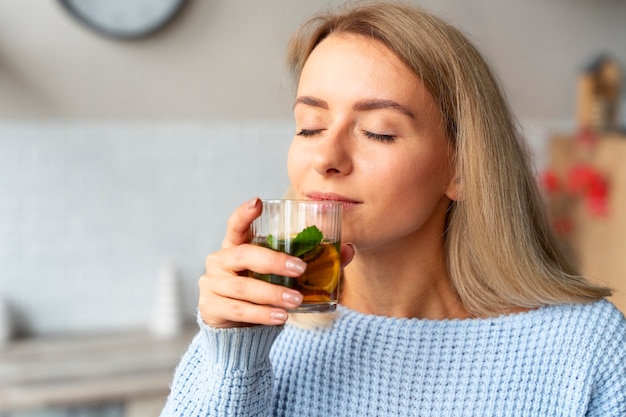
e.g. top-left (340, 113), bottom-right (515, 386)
top-left (311, 128), bottom-right (353, 176)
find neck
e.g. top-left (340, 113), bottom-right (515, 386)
top-left (340, 242), bottom-right (471, 320)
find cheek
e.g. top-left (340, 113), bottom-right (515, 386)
top-left (379, 151), bottom-right (451, 205)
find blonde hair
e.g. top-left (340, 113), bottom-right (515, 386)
top-left (287, 0), bottom-right (611, 317)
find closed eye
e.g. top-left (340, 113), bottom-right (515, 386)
top-left (296, 129), bottom-right (324, 137)
top-left (363, 131), bottom-right (396, 143)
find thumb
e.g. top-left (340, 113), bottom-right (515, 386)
top-left (340, 243), bottom-right (356, 269)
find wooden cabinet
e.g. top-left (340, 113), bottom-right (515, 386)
top-left (547, 133), bottom-right (626, 313)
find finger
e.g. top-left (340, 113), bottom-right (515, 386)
top-left (200, 291), bottom-right (290, 328)
top-left (207, 244), bottom-right (307, 278)
top-left (340, 243), bottom-right (357, 269)
top-left (198, 274), bottom-right (302, 327)
top-left (205, 274), bottom-right (303, 310)
top-left (221, 197), bottom-right (262, 249)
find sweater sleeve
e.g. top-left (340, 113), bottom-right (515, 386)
top-left (586, 304), bottom-right (626, 417)
top-left (159, 317), bottom-right (284, 417)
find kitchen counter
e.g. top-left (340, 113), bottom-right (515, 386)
top-left (0, 328), bottom-right (195, 412)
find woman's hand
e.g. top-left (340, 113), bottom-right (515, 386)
top-left (198, 198), bottom-right (355, 328)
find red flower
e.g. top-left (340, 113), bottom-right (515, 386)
top-left (586, 195), bottom-right (609, 217)
top-left (567, 164), bottom-right (595, 195)
top-left (539, 169), bottom-right (560, 194)
top-left (586, 174), bottom-right (609, 217)
top-left (587, 174), bottom-right (608, 199)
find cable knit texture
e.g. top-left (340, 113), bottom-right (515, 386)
top-left (161, 300), bottom-right (626, 416)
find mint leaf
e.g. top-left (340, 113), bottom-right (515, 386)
top-left (290, 225), bottom-right (323, 258)
top-left (266, 234), bottom-right (276, 249)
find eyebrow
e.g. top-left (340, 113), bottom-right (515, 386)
top-left (353, 99), bottom-right (415, 119)
top-left (294, 96), bottom-right (415, 119)
top-left (294, 96), bottom-right (328, 109)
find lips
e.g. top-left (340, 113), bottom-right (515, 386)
top-left (305, 192), bottom-right (361, 210)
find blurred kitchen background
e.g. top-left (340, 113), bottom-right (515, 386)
top-left (0, 0), bottom-right (625, 416)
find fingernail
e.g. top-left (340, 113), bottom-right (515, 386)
top-left (282, 291), bottom-right (303, 306)
top-left (270, 310), bottom-right (288, 322)
top-left (285, 258), bottom-right (306, 274)
top-left (247, 197), bottom-right (260, 209)
top-left (346, 243), bottom-right (357, 256)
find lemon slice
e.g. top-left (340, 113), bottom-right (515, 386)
top-left (300, 244), bottom-right (340, 294)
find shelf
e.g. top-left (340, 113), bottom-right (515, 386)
top-left (0, 328), bottom-right (194, 412)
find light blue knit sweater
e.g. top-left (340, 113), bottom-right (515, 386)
top-left (161, 300), bottom-right (626, 416)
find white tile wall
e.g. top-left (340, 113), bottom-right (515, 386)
top-left (0, 122), bottom-right (293, 335)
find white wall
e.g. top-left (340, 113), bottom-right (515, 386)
top-left (1, 122), bottom-right (292, 335)
top-left (0, 0), bottom-right (624, 121)
top-left (0, 0), bottom-right (625, 335)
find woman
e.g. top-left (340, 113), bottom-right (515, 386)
top-left (161, 2), bottom-right (626, 416)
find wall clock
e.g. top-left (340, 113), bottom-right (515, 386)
top-left (59, 0), bottom-right (187, 40)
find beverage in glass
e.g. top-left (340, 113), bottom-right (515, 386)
top-left (249, 199), bottom-right (342, 312)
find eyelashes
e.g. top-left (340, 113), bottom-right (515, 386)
top-left (296, 129), bottom-right (323, 137)
top-left (362, 131), bottom-right (395, 143)
top-left (296, 129), bottom-right (396, 143)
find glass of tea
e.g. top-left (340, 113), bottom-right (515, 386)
top-left (249, 199), bottom-right (342, 313)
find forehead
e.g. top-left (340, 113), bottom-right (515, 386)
top-left (301, 33), bottom-right (413, 81)
top-left (297, 33), bottom-right (436, 114)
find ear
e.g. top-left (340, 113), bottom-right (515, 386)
top-left (444, 174), bottom-right (462, 201)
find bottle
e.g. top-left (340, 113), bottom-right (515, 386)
top-left (149, 261), bottom-right (183, 339)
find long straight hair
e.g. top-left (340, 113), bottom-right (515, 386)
top-left (287, 0), bottom-right (610, 317)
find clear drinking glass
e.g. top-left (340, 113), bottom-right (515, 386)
top-left (249, 199), bottom-right (342, 313)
